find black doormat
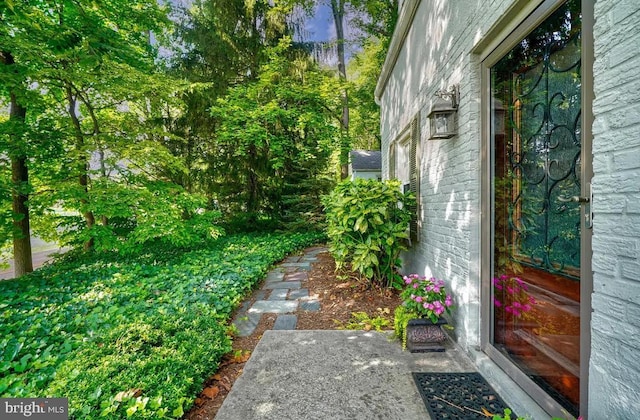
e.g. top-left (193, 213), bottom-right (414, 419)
top-left (412, 372), bottom-right (516, 419)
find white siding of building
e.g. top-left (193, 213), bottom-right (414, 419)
top-left (378, 0), bottom-right (640, 418)
top-left (589, 0), bottom-right (640, 417)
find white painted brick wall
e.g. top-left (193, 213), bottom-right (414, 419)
top-left (590, 0), bottom-right (640, 418)
top-left (380, 0), bottom-right (640, 417)
top-left (380, 0), bottom-right (513, 354)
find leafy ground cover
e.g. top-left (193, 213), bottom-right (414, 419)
top-left (0, 231), bottom-right (324, 419)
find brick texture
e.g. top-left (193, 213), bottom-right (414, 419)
top-left (590, 1), bottom-right (640, 418)
top-left (380, 0), bottom-right (640, 418)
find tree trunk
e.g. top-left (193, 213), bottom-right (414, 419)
top-left (65, 85), bottom-right (95, 250)
top-left (1, 51), bottom-right (34, 276)
top-left (10, 108), bottom-right (33, 277)
top-left (330, 0), bottom-right (350, 178)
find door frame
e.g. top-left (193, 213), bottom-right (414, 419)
top-left (479, 0), bottom-right (594, 417)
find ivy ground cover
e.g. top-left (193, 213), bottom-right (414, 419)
top-left (0, 232), bottom-right (323, 419)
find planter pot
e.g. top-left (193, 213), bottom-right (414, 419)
top-left (406, 318), bottom-right (448, 353)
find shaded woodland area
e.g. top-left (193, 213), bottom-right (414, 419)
top-left (0, 0), bottom-right (398, 275)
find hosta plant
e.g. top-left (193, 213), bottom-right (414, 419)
top-left (323, 179), bottom-right (414, 289)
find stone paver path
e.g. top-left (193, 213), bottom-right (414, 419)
top-left (232, 246), bottom-right (326, 337)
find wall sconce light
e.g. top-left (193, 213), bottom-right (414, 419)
top-left (428, 85), bottom-right (459, 139)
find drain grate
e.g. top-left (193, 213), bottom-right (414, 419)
top-left (412, 372), bottom-right (516, 419)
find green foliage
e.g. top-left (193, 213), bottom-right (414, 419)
top-left (399, 275), bottom-right (453, 323)
top-left (491, 407), bottom-right (582, 420)
top-left (347, 38), bottom-right (385, 150)
top-left (54, 178), bottom-right (224, 253)
top-left (0, 0), bottom-right (189, 254)
top-left (335, 308), bottom-right (392, 331)
top-left (0, 231), bottom-right (323, 419)
top-left (323, 179), bottom-right (414, 288)
top-left (210, 37), bottom-right (340, 230)
top-left (393, 305), bottom-right (416, 350)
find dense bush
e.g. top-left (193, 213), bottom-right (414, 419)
top-left (323, 179), bottom-right (414, 288)
top-left (0, 231), bottom-right (323, 419)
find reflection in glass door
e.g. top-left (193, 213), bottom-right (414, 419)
top-left (490, 0), bottom-right (582, 416)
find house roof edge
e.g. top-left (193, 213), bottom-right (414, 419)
top-left (374, 0), bottom-right (421, 104)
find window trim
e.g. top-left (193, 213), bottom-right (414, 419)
top-left (390, 114), bottom-right (421, 243)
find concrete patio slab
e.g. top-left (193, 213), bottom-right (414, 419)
top-left (215, 330), bottom-right (476, 420)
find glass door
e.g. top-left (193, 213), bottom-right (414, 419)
top-left (490, 0), bottom-right (584, 416)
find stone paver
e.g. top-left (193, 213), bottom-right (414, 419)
top-left (237, 300), bottom-right (252, 314)
top-left (284, 272), bottom-right (308, 282)
top-left (229, 247), bottom-right (326, 340)
top-left (299, 299), bottom-right (321, 311)
top-left (284, 271), bottom-right (309, 281)
top-left (273, 314), bottom-right (298, 330)
top-left (268, 289), bottom-right (289, 300)
top-left (233, 313), bottom-right (262, 337)
top-left (249, 300), bottom-right (298, 314)
top-left (254, 290), bottom-right (267, 300)
top-left (264, 281), bottom-right (301, 289)
top-left (287, 288), bottom-right (309, 300)
top-left (280, 262), bottom-right (311, 270)
top-left (266, 271), bottom-right (285, 282)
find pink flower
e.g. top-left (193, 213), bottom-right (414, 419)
top-left (415, 296), bottom-right (423, 303)
top-left (413, 283), bottom-right (419, 289)
top-left (445, 295), bottom-right (453, 307)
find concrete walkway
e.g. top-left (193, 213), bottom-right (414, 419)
top-left (219, 247), bottom-right (480, 420)
top-left (215, 330), bottom-right (476, 420)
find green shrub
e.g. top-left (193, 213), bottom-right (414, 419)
top-left (323, 179), bottom-right (414, 288)
top-left (0, 231), bottom-right (323, 419)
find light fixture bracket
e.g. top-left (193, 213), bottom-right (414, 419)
top-left (435, 85), bottom-right (459, 109)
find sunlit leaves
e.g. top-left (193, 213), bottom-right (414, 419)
top-left (210, 37), bottom-right (340, 228)
top-left (0, 231), bottom-right (323, 419)
top-left (324, 179), bottom-right (413, 288)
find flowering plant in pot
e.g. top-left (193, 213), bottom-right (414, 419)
top-left (394, 274), bottom-right (454, 351)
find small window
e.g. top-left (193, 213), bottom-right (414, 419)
top-left (390, 114), bottom-right (420, 242)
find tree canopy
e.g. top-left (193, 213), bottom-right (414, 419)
top-left (0, 0), bottom-right (398, 267)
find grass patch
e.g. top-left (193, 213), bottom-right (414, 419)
top-left (0, 231), bottom-right (324, 419)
